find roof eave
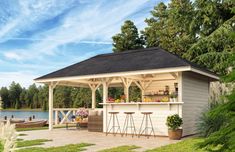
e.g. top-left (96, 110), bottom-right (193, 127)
top-left (190, 67), bottom-right (219, 81)
top-left (34, 66), bottom-right (191, 83)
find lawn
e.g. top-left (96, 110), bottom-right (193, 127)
top-left (0, 143), bottom-right (3, 152)
top-left (16, 139), bottom-right (52, 148)
top-left (17, 143), bottom-right (94, 152)
top-left (16, 125), bottom-right (71, 131)
top-left (99, 145), bottom-right (140, 152)
top-left (145, 138), bottom-right (206, 152)
top-left (18, 133), bottom-right (28, 136)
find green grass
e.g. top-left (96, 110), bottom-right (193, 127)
top-left (18, 133), bottom-right (27, 136)
top-left (16, 139), bottom-right (52, 148)
top-left (16, 126), bottom-right (49, 132)
top-left (0, 142), bottom-right (3, 152)
top-left (16, 143), bottom-right (94, 152)
top-left (99, 145), bottom-right (140, 152)
top-left (17, 138), bottom-right (24, 141)
top-left (16, 125), bottom-right (69, 131)
top-left (145, 138), bottom-right (206, 152)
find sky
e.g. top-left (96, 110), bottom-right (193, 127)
top-left (0, 0), bottom-right (163, 88)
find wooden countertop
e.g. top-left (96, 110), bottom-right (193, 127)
top-left (99, 102), bottom-right (184, 105)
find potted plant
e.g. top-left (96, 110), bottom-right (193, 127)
top-left (166, 114), bottom-right (183, 140)
top-left (76, 108), bottom-right (89, 127)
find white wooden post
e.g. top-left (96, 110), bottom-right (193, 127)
top-left (89, 83), bottom-right (101, 109)
top-left (48, 84), bottom-right (54, 131)
top-left (48, 82), bottom-right (58, 130)
top-left (102, 78), bottom-right (112, 132)
top-left (103, 82), bottom-right (108, 103)
top-left (91, 89), bottom-right (96, 109)
top-left (178, 72), bottom-right (183, 117)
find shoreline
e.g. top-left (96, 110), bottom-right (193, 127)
top-left (0, 109), bottom-right (47, 112)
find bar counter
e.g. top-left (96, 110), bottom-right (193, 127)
top-left (100, 102), bottom-right (183, 136)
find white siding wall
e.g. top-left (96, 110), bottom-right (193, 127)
top-left (182, 72), bottom-right (209, 136)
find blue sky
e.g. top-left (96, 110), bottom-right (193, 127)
top-left (0, 0), bottom-right (163, 87)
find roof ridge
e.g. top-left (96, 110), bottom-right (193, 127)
top-left (96, 47), bottom-right (157, 57)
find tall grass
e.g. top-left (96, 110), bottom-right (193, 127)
top-left (0, 121), bottom-right (17, 152)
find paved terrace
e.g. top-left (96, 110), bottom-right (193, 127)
top-left (19, 128), bottom-right (181, 152)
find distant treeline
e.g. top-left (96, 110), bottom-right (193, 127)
top-left (0, 81), bottom-right (141, 110)
top-left (0, 82), bottom-right (101, 110)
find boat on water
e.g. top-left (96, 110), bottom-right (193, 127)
top-left (10, 119), bottom-right (25, 123)
top-left (0, 119), bottom-right (47, 128)
top-left (15, 120), bottom-right (47, 128)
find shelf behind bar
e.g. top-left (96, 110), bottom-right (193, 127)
top-left (99, 102), bottom-right (184, 105)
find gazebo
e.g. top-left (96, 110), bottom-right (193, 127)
top-left (35, 47), bottom-right (219, 136)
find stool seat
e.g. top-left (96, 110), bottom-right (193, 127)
top-left (109, 112), bottom-right (119, 114)
top-left (141, 112), bottom-right (153, 114)
top-left (124, 112), bottom-right (135, 114)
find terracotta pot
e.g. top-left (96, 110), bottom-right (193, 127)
top-left (168, 129), bottom-right (182, 140)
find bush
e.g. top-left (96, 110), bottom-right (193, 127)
top-left (197, 102), bottom-right (229, 137)
top-left (166, 114), bottom-right (183, 130)
top-left (198, 88), bottom-right (235, 151)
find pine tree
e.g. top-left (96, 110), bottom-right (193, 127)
top-left (0, 87), bottom-right (9, 109)
top-left (193, 0), bottom-right (234, 37)
top-left (183, 16), bottom-right (235, 75)
top-left (143, 0), bottom-right (196, 56)
top-left (112, 20), bottom-right (145, 52)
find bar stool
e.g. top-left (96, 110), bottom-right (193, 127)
top-left (138, 112), bottom-right (155, 138)
top-left (106, 112), bottom-right (121, 136)
top-left (122, 112), bottom-right (137, 137)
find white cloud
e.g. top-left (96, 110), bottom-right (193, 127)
top-left (1, 0), bottom-right (153, 61)
top-left (0, 0), bottom-right (77, 42)
top-left (3, 51), bottom-right (26, 60)
top-left (0, 71), bottom-right (38, 88)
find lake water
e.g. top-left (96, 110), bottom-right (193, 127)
top-left (0, 110), bottom-right (49, 120)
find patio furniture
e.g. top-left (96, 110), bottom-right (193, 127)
top-left (66, 121), bottom-right (79, 130)
top-left (138, 112), bottom-right (155, 138)
top-left (106, 112), bottom-right (121, 136)
top-left (66, 116), bottom-right (88, 130)
top-left (88, 110), bottom-right (103, 132)
top-left (122, 112), bottom-right (137, 137)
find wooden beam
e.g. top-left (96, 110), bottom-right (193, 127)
top-left (170, 72), bottom-right (178, 79)
top-left (57, 81), bottom-right (89, 88)
top-left (70, 79), bottom-right (102, 84)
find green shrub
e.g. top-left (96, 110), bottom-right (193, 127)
top-left (0, 141), bottom-right (3, 152)
top-left (197, 102), bottom-right (229, 137)
top-left (166, 114), bottom-right (183, 130)
top-left (198, 81), bottom-right (235, 151)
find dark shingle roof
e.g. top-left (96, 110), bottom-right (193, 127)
top-left (35, 47), bottom-right (218, 80)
